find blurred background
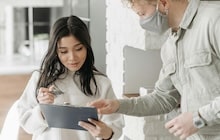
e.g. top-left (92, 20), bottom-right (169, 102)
top-left (0, 0), bottom-right (107, 74)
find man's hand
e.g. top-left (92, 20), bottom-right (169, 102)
top-left (165, 112), bottom-right (198, 140)
top-left (88, 99), bottom-right (120, 114)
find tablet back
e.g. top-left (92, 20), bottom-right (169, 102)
top-left (40, 104), bottom-right (98, 130)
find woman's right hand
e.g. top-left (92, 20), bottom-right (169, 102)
top-left (37, 87), bottom-right (55, 104)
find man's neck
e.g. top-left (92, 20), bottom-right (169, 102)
top-left (168, 0), bottom-right (189, 29)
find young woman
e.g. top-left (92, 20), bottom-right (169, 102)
top-left (17, 15), bottom-right (124, 140)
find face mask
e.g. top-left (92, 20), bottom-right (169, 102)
top-left (139, 8), bottom-right (169, 34)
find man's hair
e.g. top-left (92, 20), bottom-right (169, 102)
top-left (121, 0), bottom-right (157, 7)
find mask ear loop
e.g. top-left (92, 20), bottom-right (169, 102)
top-left (156, 2), bottom-right (159, 11)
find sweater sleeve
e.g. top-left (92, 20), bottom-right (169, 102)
top-left (17, 71), bottom-right (48, 135)
top-left (117, 65), bottom-right (181, 116)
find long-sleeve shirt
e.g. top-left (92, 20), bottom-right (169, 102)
top-left (117, 0), bottom-right (220, 135)
top-left (17, 71), bottom-right (124, 140)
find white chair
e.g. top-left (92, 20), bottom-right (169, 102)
top-left (1, 100), bottom-right (20, 140)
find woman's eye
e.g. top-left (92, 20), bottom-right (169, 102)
top-left (75, 47), bottom-right (83, 51)
top-left (60, 51), bottom-right (67, 54)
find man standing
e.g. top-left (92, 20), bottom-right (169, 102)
top-left (89, 0), bottom-right (220, 139)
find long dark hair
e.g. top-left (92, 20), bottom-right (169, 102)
top-left (36, 15), bottom-right (103, 96)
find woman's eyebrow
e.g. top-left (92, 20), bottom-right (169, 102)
top-left (58, 43), bottom-right (82, 49)
top-left (58, 46), bottom-right (66, 49)
top-left (73, 43), bottom-right (82, 47)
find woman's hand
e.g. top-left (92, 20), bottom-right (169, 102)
top-left (37, 86), bottom-right (55, 104)
top-left (78, 119), bottom-right (113, 139)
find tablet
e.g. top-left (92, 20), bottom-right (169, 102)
top-left (40, 104), bottom-right (98, 131)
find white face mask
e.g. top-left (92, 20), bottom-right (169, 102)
top-left (139, 8), bottom-right (169, 34)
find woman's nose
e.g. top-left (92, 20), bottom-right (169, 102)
top-left (68, 52), bottom-right (77, 60)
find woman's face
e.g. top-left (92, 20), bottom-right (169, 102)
top-left (57, 35), bottom-right (87, 72)
top-left (131, 0), bottom-right (156, 18)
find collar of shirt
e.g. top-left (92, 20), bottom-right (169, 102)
top-left (179, 0), bottom-right (200, 30)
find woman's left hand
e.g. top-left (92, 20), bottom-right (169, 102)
top-left (78, 119), bottom-right (113, 139)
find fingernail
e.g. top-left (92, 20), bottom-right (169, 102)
top-left (78, 121), bottom-right (81, 126)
